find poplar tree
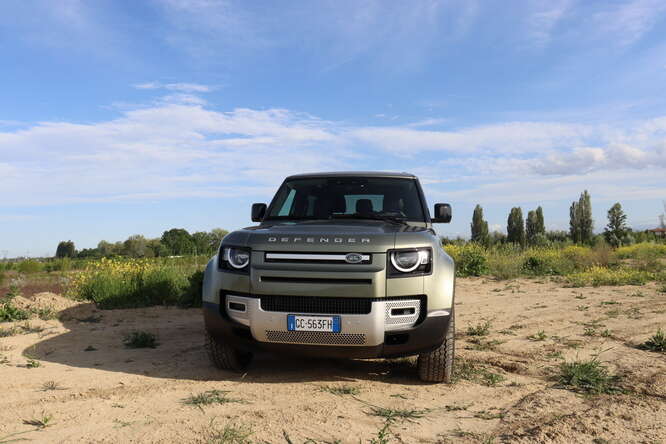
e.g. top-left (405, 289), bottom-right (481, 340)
top-left (507, 207), bottom-right (525, 247)
top-left (471, 204), bottom-right (489, 246)
top-left (570, 191), bottom-right (593, 244)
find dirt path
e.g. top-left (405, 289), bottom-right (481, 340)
top-left (1, 279), bottom-right (665, 443)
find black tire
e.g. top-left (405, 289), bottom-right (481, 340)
top-left (205, 330), bottom-right (253, 372)
top-left (417, 309), bottom-right (455, 383)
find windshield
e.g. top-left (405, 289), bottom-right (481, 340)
top-left (265, 177), bottom-right (426, 222)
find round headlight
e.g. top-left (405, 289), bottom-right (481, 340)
top-left (391, 250), bottom-right (421, 273)
top-left (225, 247), bottom-right (250, 269)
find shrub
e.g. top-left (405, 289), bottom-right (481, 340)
top-left (123, 331), bottom-right (158, 348)
top-left (558, 358), bottom-right (622, 394)
top-left (17, 260), bottom-right (43, 274)
top-left (566, 266), bottom-right (651, 287)
top-left (0, 302), bottom-right (30, 322)
top-left (69, 258), bottom-right (190, 309)
top-left (616, 243), bottom-right (666, 259)
top-left (445, 244), bottom-right (488, 277)
top-left (0, 271), bottom-right (4, 286)
top-left (178, 270), bottom-right (204, 308)
top-left (487, 254), bottom-right (523, 280)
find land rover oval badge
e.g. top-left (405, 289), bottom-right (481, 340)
top-left (345, 253), bottom-right (364, 264)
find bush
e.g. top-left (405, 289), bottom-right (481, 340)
top-left (487, 254), bottom-right (523, 280)
top-left (123, 331), bottom-right (158, 348)
top-left (17, 260), bottom-right (43, 274)
top-left (178, 270), bottom-right (204, 308)
top-left (616, 243), bottom-right (666, 259)
top-left (69, 258), bottom-right (191, 309)
top-left (445, 244), bottom-right (488, 277)
top-left (0, 271), bottom-right (4, 287)
top-left (566, 266), bottom-right (651, 287)
top-left (0, 302), bottom-right (30, 322)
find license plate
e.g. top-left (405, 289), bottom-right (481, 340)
top-left (287, 315), bottom-right (341, 333)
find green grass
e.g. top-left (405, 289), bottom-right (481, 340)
top-left (319, 384), bottom-right (360, 396)
top-left (205, 421), bottom-right (253, 444)
top-left (123, 331), bottom-right (158, 348)
top-left (640, 329), bottom-right (666, 353)
top-left (558, 358), bottom-right (622, 394)
top-left (26, 359), bottom-right (41, 368)
top-left (182, 390), bottom-right (245, 411)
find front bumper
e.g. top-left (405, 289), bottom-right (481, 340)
top-left (203, 298), bottom-right (451, 359)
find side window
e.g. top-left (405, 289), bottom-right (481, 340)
top-left (278, 189), bottom-right (296, 216)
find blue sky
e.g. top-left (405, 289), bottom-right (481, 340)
top-left (1, 0), bottom-right (666, 257)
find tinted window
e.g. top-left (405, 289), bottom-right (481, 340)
top-left (266, 177), bottom-right (426, 221)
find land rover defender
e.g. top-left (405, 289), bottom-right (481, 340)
top-left (202, 172), bottom-right (455, 382)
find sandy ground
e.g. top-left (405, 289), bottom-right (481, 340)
top-left (1, 278), bottom-right (665, 443)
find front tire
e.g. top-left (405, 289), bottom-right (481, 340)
top-left (205, 330), bottom-right (253, 372)
top-left (417, 310), bottom-right (455, 383)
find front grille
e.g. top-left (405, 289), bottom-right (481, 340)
top-left (265, 330), bottom-right (366, 345)
top-left (260, 295), bottom-right (372, 315)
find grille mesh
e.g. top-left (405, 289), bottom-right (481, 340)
top-left (265, 330), bottom-right (366, 345)
top-left (260, 295), bottom-right (372, 315)
top-left (384, 299), bottom-right (420, 325)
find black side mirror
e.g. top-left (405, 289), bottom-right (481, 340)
top-left (432, 203), bottom-right (452, 223)
top-left (251, 203), bottom-right (267, 222)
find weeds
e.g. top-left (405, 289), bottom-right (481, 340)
top-left (23, 413), bottom-right (53, 429)
top-left (454, 359), bottom-right (505, 386)
top-left (558, 358), bottom-right (622, 394)
top-left (0, 302), bottom-right (29, 322)
top-left (183, 390), bottom-right (245, 411)
top-left (319, 385), bottom-right (359, 396)
top-left (467, 321), bottom-right (492, 336)
top-left (41, 381), bottom-right (66, 391)
top-left (123, 331), bottom-right (158, 348)
top-left (466, 338), bottom-right (503, 351)
top-left (26, 359), bottom-right (40, 368)
top-left (528, 330), bottom-right (548, 341)
top-left (640, 329), bottom-right (666, 353)
top-left (367, 405), bottom-right (430, 422)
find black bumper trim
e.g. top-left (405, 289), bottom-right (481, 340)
top-left (203, 301), bottom-right (450, 359)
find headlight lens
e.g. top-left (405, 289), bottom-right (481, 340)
top-left (390, 249), bottom-right (430, 273)
top-left (223, 247), bottom-right (250, 269)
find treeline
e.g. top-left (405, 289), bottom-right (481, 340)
top-left (455, 191), bottom-right (662, 248)
top-left (55, 228), bottom-right (229, 259)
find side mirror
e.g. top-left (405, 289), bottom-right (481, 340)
top-left (251, 203), bottom-right (267, 222)
top-left (432, 203), bottom-right (452, 223)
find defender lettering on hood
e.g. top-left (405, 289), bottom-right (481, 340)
top-left (267, 236), bottom-right (371, 244)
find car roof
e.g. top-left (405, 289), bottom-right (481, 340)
top-left (285, 171), bottom-right (416, 180)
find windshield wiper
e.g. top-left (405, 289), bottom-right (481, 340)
top-left (330, 214), bottom-right (408, 225)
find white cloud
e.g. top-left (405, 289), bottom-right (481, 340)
top-left (593, 0), bottom-right (666, 46)
top-left (526, 0), bottom-right (573, 48)
top-left (133, 82), bottom-right (213, 92)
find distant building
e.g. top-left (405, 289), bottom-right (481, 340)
top-left (647, 228), bottom-right (666, 238)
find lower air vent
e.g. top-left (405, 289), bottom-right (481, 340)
top-left (260, 295), bottom-right (372, 315)
top-left (265, 330), bottom-right (366, 345)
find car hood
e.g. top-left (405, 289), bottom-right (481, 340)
top-left (222, 220), bottom-right (433, 253)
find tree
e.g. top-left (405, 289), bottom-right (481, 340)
top-left (535, 206), bottom-right (545, 235)
top-left (55, 240), bottom-right (76, 258)
top-left (604, 203), bottom-right (628, 248)
top-left (525, 210), bottom-right (538, 246)
top-left (470, 205), bottom-right (489, 246)
top-left (192, 231), bottom-right (217, 256)
top-left (123, 235), bottom-right (148, 257)
top-left (570, 190), bottom-right (593, 244)
top-left (146, 238), bottom-right (169, 257)
top-left (507, 207), bottom-right (525, 247)
top-left (161, 228), bottom-right (194, 256)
